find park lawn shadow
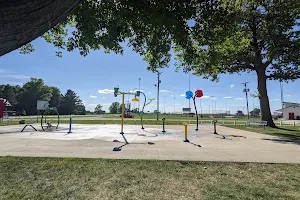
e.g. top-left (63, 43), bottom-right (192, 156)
top-left (274, 126), bottom-right (300, 132)
top-left (262, 133), bottom-right (300, 145)
top-left (262, 128), bottom-right (300, 145)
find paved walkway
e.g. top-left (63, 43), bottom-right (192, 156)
top-left (0, 124), bottom-right (299, 163)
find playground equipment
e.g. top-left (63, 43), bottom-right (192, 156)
top-left (183, 122), bottom-right (189, 142)
top-left (132, 91), bottom-right (155, 130)
top-left (185, 89), bottom-right (204, 131)
top-left (0, 98), bottom-right (4, 122)
top-left (68, 115), bottom-right (72, 134)
top-left (162, 118), bottom-right (166, 133)
top-left (114, 86), bottom-right (134, 144)
top-left (213, 120), bottom-right (218, 134)
top-left (41, 106), bottom-right (60, 131)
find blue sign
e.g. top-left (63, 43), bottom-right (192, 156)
top-left (185, 91), bottom-right (193, 99)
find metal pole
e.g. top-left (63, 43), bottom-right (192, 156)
top-left (193, 97), bottom-right (199, 131)
top-left (173, 97), bottom-right (175, 113)
top-left (156, 72), bottom-right (161, 121)
top-left (138, 78), bottom-right (141, 113)
top-left (164, 96), bottom-right (166, 114)
top-left (280, 81), bottom-right (284, 109)
top-left (242, 82), bottom-right (250, 119)
top-left (121, 93), bottom-right (125, 134)
top-left (188, 72), bottom-right (191, 111)
top-left (199, 98), bottom-right (202, 115)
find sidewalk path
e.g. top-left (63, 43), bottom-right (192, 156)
top-left (0, 124), bottom-right (299, 163)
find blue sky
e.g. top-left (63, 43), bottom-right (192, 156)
top-left (0, 38), bottom-right (299, 113)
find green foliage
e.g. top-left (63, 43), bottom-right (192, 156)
top-left (18, 78), bottom-right (53, 115)
top-left (59, 89), bottom-right (85, 115)
top-left (0, 84), bottom-right (21, 110)
top-left (0, 79), bottom-right (85, 115)
top-left (49, 87), bottom-right (61, 107)
top-left (23, 0), bottom-right (202, 70)
top-left (94, 104), bottom-right (103, 114)
top-left (19, 43), bottom-right (35, 54)
top-left (109, 102), bottom-right (120, 114)
top-left (175, 0), bottom-right (300, 81)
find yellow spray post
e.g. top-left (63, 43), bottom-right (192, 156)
top-left (114, 86), bottom-right (135, 144)
top-left (183, 122), bottom-right (189, 142)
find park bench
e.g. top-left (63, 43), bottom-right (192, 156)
top-left (246, 121), bottom-right (268, 128)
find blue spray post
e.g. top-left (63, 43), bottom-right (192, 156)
top-left (68, 115), bottom-right (72, 134)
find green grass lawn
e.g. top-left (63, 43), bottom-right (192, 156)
top-left (102, 113), bottom-right (257, 121)
top-left (1, 157), bottom-right (300, 200)
top-left (226, 125), bottom-right (300, 141)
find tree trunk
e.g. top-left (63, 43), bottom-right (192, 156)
top-left (256, 67), bottom-right (276, 127)
top-left (0, 0), bottom-right (82, 56)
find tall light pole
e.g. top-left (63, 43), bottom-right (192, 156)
top-left (209, 105), bottom-right (211, 115)
top-left (138, 78), bottom-right (141, 113)
top-left (163, 96), bottom-right (166, 114)
top-left (280, 81), bottom-right (284, 109)
top-left (242, 82), bottom-right (250, 119)
top-left (199, 98), bottom-right (202, 115)
top-left (173, 97), bottom-right (176, 114)
top-left (156, 71), bottom-right (162, 121)
top-left (188, 71), bottom-right (191, 112)
top-left (210, 96), bottom-right (215, 115)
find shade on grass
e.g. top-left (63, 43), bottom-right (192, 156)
top-left (1, 157), bottom-right (300, 199)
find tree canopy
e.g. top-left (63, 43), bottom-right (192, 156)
top-left (0, 78), bottom-right (86, 115)
top-left (174, 0), bottom-right (300, 126)
top-left (109, 102), bottom-right (121, 114)
top-left (94, 104), bottom-right (103, 114)
top-left (2, 0), bottom-right (300, 127)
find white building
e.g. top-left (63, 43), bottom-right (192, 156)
top-left (277, 102), bottom-right (300, 120)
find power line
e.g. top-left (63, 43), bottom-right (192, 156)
top-left (241, 82), bottom-right (250, 119)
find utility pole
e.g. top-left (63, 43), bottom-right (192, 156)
top-left (173, 97), bottom-right (176, 114)
top-left (242, 82), bottom-right (250, 119)
top-left (199, 98), bottom-right (202, 115)
top-left (188, 72), bottom-right (191, 112)
top-left (156, 71), bottom-right (162, 121)
top-left (280, 81), bottom-right (284, 109)
top-left (138, 78), bottom-right (141, 113)
top-left (210, 96), bottom-right (215, 115)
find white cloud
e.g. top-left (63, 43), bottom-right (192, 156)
top-left (161, 89), bottom-right (170, 93)
top-left (171, 95), bottom-right (174, 97)
top-left (98, 89), bottom-right (114, 94)
top-left (148, 92), bottom-right (152, 94)
top-left (180, 94), bottom-right (185, 97)
top-left (129, 89), bottom-right (144, 93)
top-left (287, 94), bottom-right (292, 97)
top-left (102, 97), bottom-right (106, 99)
top-left (0, 69), bottom-right (8, 73)
top-left (89, 95), bottom-right (97, 98)
top-left (6, 74), bottom-right (30, 80)
top-left (202, 96), bottom-right (210, 98)
top-left (223, 96), bottom-right (232, 99)
top-left (235, 97), bottom-right (244, 100)
top-left (230, 84), bottom-right (235, 88)
top-left (83, 103), bottom-right (97, 111)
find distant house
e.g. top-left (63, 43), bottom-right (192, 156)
top-left (276, 102), bottom-right (300, 120)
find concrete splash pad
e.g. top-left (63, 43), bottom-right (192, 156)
top-left (1, 124), bottom-right (300, 163)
